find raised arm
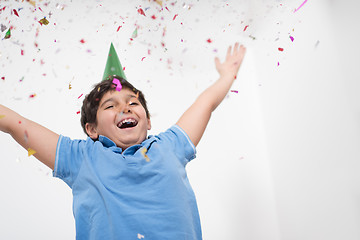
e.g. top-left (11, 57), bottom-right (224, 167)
top-left (176, 42), bottom-right (246, 146)
top-left (0, 104), bottom-right (59, 170)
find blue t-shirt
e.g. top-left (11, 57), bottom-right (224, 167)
top-left (53, 125), bottom-right (202, 239)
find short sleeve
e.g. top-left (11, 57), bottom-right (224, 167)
top-left (53, 135), bottom-right (86, 188)
top-left (157, 125), bottom-right (197, 164)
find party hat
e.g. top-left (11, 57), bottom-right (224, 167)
top-left (102, 43), bottom-right (126, 80)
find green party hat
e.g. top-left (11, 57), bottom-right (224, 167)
top-left (102, 43), bottom-right (126, 80)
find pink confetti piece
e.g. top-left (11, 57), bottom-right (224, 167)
top-left (231, 90), bottom-right (238, 93)
top-left (112, 78), bottom-right (122, 92)
top-left (289, 36), bottom-right (294, 42)
top-left (173, 14), bottom-right (178, 20)
top-left (207, 38), bottom-right (212, 43)
top-left (78, 93), bottom-right (83, 99)
top-left (294, 0), bottom-right (308, 13)
top-left (277, 62), bottom-right (280, 66)
top-left (21, 49), bottom-right (24, 55)
top-left (117, 26), bottom-right (122, 32)
top-left (137, 8), bottom-right (146, 16)
top-left (141, 57), bottom-right (146, 61)
top-left (243, 25), bottom-right (249, 31)
top-left (278, 47), bottom-right (284, 51)
top-left (80, 39), bottom-right (85, 44)
top-left (76, 111), bottom-right (80, 114)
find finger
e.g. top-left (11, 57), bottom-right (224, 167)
top-left (214, 57), bottom-right (220, 69)
top-left (239, 45), bottom-right (246, 56)
top-left (226, 45), bottom-right (232, 60)
top-left (233, 42), bottom-right (240, 53)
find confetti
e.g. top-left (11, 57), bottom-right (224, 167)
top-left (117, 26), bottom-right (122, 32)
top-left (141, 57), bottom-right (146, 61)
top-left (69, 83), bottom-right (72, 89)
top-left (78, 93), bottom-right (83, 99)
top-left (1, 77), bottom-right (5, 80)
top-left (80, 39), bottom-right (86, 44)
top-left (173, 14), bottom-right (178, 20)
top-left (13, 9), bottom-right (19, 17)
top-left (76, 111), bottom-right (80, 114)
top-left (132, 28), bottom-right (138, 38)
top-left (294, 0), bottom-right (308, 13)
top-left (230, 90), bottom-right (238, 93)
top-left (243, 25), bottom-right (249, 31)
top-left (151, 15), bottom-right (156, 19)
top-left (137, 8), bottom-right (146, 16)
top-left (29, 94), bottom-right (36, 98)
top-left (4, 28), bottom-right (11, 39)
top-left (155, 0), bottom-right (163, 6)
top-left (289, 36), bottom-right (294, 42)
top-left (315, 40), bottom-right (320, 48)
top-left (207, 38), bottom-right (212, 43)
top-left (278, 47), bottom-right (284, 51)
top-left (28, 148), bottom-right (36, 157)
top-left (112, 78), bottom-right (122, 92)
top-left (39, 17), bottom-right (49, 25)
top-left (277, 61), bottom-right (280, 66)
top-left (1, 24), bottom-right (6, 32)
top-left (140, 148), bottom-right (150, 162)
top-left (21, 49), bottom-right (24, 55)
top-left (0, 115), bottom-right (5, 119)
top-left (27, 0), bottom-right (36, 7)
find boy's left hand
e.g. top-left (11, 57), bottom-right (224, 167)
top-left (215, 42), bottom-right (246, 79)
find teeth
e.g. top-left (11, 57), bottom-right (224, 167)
top-left (118, 118), bottom-right (136, 127)
top-left (121, 119), bottom-right (135, 124)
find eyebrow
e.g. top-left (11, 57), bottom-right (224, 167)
top-left (100, 94), bottom-right (138, 108)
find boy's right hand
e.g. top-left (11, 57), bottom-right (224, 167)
top-left (0, 104), bottom-right (59, 170)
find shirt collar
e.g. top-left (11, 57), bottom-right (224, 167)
top-left (97, 135), bottom-right (158, 153)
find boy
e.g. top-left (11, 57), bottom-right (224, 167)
top-left (0, 42), bottom-right (246, 239)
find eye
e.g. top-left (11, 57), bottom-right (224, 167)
top-left (129, 101), bottom-right (138, 106)
top-left (105, 105), bottom-right (113, 109)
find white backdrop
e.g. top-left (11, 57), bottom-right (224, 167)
top-left (0, 0), bottom-right (359, 239)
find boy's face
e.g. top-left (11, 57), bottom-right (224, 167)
top-left (85, 88), bottom-right (151, 150)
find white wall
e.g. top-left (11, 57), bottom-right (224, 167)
top-left (253, 0), bottom-right (360, 239)
top-left (0, 0), bottom-right (359, 239)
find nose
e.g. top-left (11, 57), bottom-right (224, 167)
top-left (122, 104), bottom-right (131, 114)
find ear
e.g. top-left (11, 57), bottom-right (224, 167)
top-left (85, 123), bottom-right (99, 139)
top-left (147, 118), bottom-right (151, 130)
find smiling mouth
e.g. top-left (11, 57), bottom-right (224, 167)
top-left (117, 118), bottom-right (138, 129)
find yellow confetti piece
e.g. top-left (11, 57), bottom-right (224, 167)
top-left (27, 0), bottom-right (36, 7)
top-left (28, 148), bottom-right (36, 157)
top-left (155, 0), bottom-right (162, 6)
top-left (141, 148), bottom-right (150, 162)
top-left (39, 17), bottom-right (49, 25)
top-left (0, 115), bottom-right (5, 119)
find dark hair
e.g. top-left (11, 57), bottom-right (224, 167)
top-left (80, 75), bottom-right (150, 137)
